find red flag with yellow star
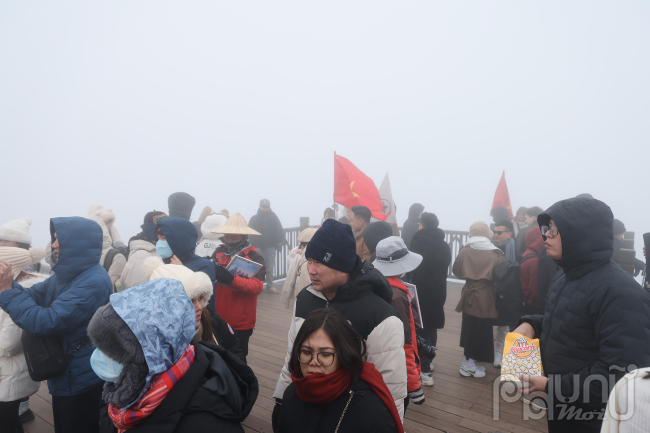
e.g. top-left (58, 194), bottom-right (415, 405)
top-left (490, 171), bottom-right (514, 220)
top-left (334, 154), bottom-right (388, 221)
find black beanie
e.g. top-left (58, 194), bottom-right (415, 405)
top-left (305, 219), bottom-right (356, 273)
top-left (363, 221), bottom-right (393, 254)
top-left (613, 219), bottom-right (626, 236)
top-left (168, 192), bottom-right (196, 220)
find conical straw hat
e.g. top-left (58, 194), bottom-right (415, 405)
top-left (211, 213), bottom-right (261, 236)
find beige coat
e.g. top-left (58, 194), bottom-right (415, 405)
top-left (121, 239), bottom-right (158, 289)
top-left (0, 273), bottom-right (48, 402)
top-left (86, 215), bottom-right (126, 291)
top-left (280, 247), bottom-right (312, 309)
top-left (453, 247), bottom-right (504, 319)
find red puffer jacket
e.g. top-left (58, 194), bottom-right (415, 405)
top-left (386, 276), bottom-right (420, 393)
top-left (211, 245), bottom-right (266, 331)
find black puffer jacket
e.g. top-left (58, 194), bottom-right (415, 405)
top-left (100, 341), bottom-right (258, 433)
top-left (277, 379), bottom-right (396, 433)
top-left (409, 227), bottom-right (451, 329)
top-left (210, 312), bottom-right (245, 363)
top-left (400, 203), bottom-right (424, 249)
top-left (519, 198), bottom-right (650, 431)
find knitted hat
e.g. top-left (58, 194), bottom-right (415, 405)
top-left (143, 256), bottom-right (212, 302)
top-left (141, 211), bottom-right (168, 242)
top-left (0, 246), bottom-right (46, 278)
top-left (201, 215), bottom-right (227, 240)
top-left (88, 205), bottom-right (122, 243)
top-left (613, 219), bottom-right (626, 236)
top-left (469, 221), bottom-right (494, 239)
top-left (168, 192), bottom-right (196, 220)
top-left (362, 221), bottom-right (393, 254)
top-left (305, 219), bottom-right (356, 273)
top-left (0, 217), bottom-right (33, 245)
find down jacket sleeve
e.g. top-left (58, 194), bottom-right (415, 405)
top-left (121, 250), bottom-right (153, 289)
top-left (0, 274), bottom-right (109, 336)
top-left (366, 315), bottom-right (407, 420)
top-left (274, 302), bottom-right (302, 400)
top-left (0, 310), bottom-right (23, 357)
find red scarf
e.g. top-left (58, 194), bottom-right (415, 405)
top-left (291, 362), bottom-right (404, 433)
top-left (108, 345), bottom-right (195, 432)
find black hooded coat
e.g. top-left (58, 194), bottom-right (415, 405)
top-left (249, 208), bottom-right (285, 250)
top-left (409, 227), bottom-right (452, 329)
top-left (401, 203), bottom-right (424, 249)
top-left (100, 341), bottom-right (258, 433)
top-left (519, 198), bottom-right (650, 432)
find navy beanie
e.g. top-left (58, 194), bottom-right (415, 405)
top-left (305, 219), bottom-right (357, 273)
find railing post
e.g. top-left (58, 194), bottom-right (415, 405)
top-left (299, 217), bottom-right (310, 231)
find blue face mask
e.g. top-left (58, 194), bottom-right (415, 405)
top-left (90, 349), bottom-right (123, 382)
top-left (156, 240), bottom-right (173, 258)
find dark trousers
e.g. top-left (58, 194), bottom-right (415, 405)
top-left (0, 399), bottom-right (23, 433)
top-left (52, 384), bottom-right (102, 433)
top-left (416, 327), bottom-right (438, 374)
top-left (234, 328), bottom-right (254, 364)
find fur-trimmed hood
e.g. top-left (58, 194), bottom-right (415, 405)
top-left (143, 256), bottom-right (213, 302)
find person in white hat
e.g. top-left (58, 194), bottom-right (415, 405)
top-left (0, 217), bottom-right (51, 275)
top-left (195, 214), bottom-right (227, 259)
top-left (143, 256), bottom-right (245, 362)
top-left (373, 236), bottom-right (428, 405)
top-left (209, 213), bottom-right (266, 363)
top-left (0, 246), bottom-right (48, 430)
top-left (88, 204), bottom-right (127, 256)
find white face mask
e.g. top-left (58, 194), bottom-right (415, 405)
top-left (90, 349), bottom-right (124, 383)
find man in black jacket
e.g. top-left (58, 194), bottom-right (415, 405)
top-left (249, 199), bottom-right (286, 293)
top-left (514, 197), bottom-right (650, 433)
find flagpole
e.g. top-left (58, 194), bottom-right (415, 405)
top-left (333, 151), bottom-right (338, 218)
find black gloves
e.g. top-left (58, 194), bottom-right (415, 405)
top-left (213, 263), bottom-right (235, 285)
top-left (272, 398), bottom-right (282, 432)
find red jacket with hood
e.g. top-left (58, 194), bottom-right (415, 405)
top-left (386, 276), bottom-right (421, 393)
top-left (520, 226), bottom-right (544, 309)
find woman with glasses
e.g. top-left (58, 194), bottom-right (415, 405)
top-left (275, 309), bottom-right (404, 433)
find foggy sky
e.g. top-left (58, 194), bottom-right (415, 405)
top-left (1, 1), bottom-right (649, 264)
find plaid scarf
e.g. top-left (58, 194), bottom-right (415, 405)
top-left (223, 237), bottom-right (250, 256)
top-left (108, 345), bottom-right (195, 432)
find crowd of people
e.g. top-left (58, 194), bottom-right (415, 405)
top-left (0, 192), bottom-right (649, 433)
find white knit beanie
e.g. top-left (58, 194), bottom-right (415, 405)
top-left (0, 246), bottom-right (46, 279)
top-left (0, 217), bottom-right (33, 245)
top-left (201, 215), bottom-right (227, 241)
top-left (143, 256), bottom-right (213, 302)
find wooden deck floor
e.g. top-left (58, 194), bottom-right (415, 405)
top-left (25, 281), bottom-right (548, 433)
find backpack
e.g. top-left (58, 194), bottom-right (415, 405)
top-left (493, 254), bottom-right (537, 325)
top-left (103, 248), bottom-right (121, 272)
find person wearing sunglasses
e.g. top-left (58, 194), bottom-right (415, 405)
top-left (276, 308), bottom-right (403, 433)
top-left (513, 197), bottom-right (650, 433)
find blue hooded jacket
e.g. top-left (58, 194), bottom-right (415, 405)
top-left (157, 217), bottom-right (216, 285)
top-left (0, 217), bottom-right (112, 396)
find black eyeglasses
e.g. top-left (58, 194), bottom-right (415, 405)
top-left (493, 230), bottom-right (510, 235)
top-left (541, 226), bottom-right (559, 237)
top-left (298, 350), bottom-right (337, 367)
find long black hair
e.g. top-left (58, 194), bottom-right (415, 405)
top-left (289, 309), bottom-right (366, 384)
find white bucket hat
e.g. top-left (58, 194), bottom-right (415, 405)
top-left (372, 236), bottom-right (422, 277)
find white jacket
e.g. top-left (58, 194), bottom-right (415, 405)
top-left (601, 367), bottom-right (650, 433)
top-left (86, 215), bottom-right (126, 291)
top-left (0, 274), bottom-right (48, 402)
top-left (121, 239), bottom-right (158, 289)
top-left (280, 246), bottom-right (311, 310)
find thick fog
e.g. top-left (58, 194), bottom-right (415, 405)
top-left (1, 2), bottom-right (649, 262)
